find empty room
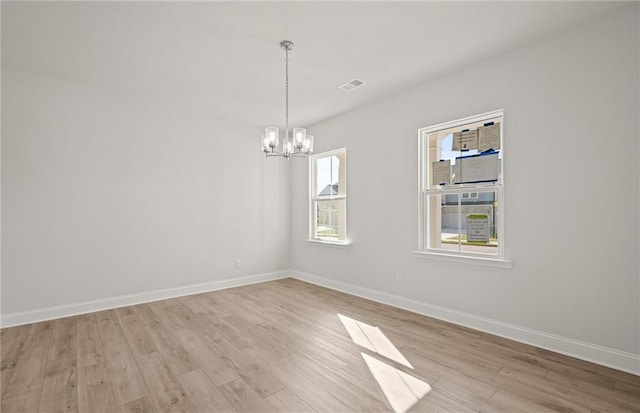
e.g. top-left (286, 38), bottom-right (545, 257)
top-left (1, 1), bottom-right (639, 412)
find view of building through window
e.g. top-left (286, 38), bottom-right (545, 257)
top-left (310, 149), bottom-right (347, 242)
top-left (419, 110), bottom-right (504, 257)
top-left (438, 190), bottom-right (498, 254)
top-left (437, 133), bottom-right (500, 254)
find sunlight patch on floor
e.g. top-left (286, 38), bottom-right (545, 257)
top-left (362, 352), bottom-right (431, 413)
top-left (337, 313), bottom-right (431, 412)
top-left (338, 313), bottom-right (413, 368)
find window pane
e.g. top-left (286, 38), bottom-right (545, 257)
top-left (427, 191), bottom-right (499, 255)
top-left (316, 155), bottom-right (340, 197)
top-left (310, 148), bottom-right (347, 243)
top-left (426, 116), bottom-right (503, 190)
top-left (460, 191), bottom-right (498, 255)
top-left (427, 193), bottom-right (460, 252)
top-left (314, 199), bottom-right (346, 241)
top-left (421, 111), bottom-right (504, 259)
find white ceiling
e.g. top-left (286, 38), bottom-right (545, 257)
top-left (1, 1), bottom-right (623, 128)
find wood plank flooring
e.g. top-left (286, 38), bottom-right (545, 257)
top-left (1, 278), bottom-right (638, 412)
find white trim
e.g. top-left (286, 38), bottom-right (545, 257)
top-left (312, 195), bottom-right (347, 201)
top-left (309, 147), bottom-right (347, 161)
top-left (420, 109), bottom-right (505, 134)
top-left (309, 147), bottom-right (348, 242)
top-left (418, 109), bottom-right (506, 259)
top-left (289, 270), bottom-right (640, 376)
top-left (0, 271), bottom-right (288, 328)
top-left (304, 239), bottom-right (352, 248)
top-left (410, 250), bottom-right (513, 268)
top-left (418, 128), bottom-right (426, 250)
top-left (4, 269), bottom-right (637, 375)
top-left (425, 183), bottom-right (500, 195)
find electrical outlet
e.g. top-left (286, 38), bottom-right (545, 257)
top-left (394, 272), bottom-right (403, 283)
top-left (234, 259), bottom-right (241, 269)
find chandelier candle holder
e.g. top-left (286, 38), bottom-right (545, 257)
top-left (261, 40), bottom-right (314, 158)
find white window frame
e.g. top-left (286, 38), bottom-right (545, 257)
top-left (308, 148), bottom-right (349, 246)
top-left (414, 109), bottom-right (511, 267)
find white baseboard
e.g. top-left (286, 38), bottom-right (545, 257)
top-left (3, 269), bottom-right (638, 375)
top-left (289, 270), bottom-right (640, 376)
top-left (1, 271), bottom-right (289, 328)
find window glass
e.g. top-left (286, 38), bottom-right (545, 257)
top-left (310, 149), bottom-right (347, 242)
top-left (419, 111), bottom-right (503, 258)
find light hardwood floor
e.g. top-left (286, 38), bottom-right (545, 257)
top-left (1, 278), bottom-right (638, 412)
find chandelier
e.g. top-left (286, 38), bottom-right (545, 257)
top-left (261, 40), bottom-right (314, 158)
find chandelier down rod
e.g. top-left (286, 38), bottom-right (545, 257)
top-left (281, 40), bottom-right (292, 142)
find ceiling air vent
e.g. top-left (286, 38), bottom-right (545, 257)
top-left (338, 78), bottom-right (366, 91)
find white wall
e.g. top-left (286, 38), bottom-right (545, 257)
top-left (291, 5), bottom-right (639, 357)
top-left (1, 69), bottom-right (290, 314)
top-left (1, 1), bottom-right (637, 372)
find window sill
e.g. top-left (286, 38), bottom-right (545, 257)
top-left (305, 239), bottom-right (352, 248)
top-left (410, 250), bottom-right (512, 268)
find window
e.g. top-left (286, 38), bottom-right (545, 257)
top-left (309, 148), bottom-right (347, 243)
top-left (418, 110), bottom-right (504, 259)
